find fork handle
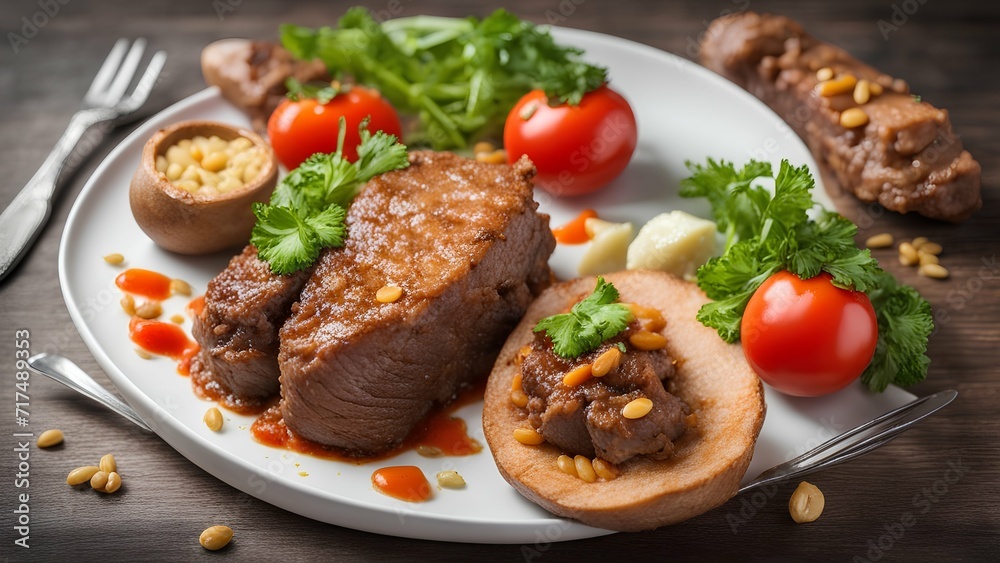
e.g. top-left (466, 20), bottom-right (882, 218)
top-left (0, 108), bottom-right (114, 282)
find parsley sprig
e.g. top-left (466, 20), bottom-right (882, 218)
top-left (250, 119), bottom-right (409, 274)
top-left (534, 277), bottom-right (633, 359)
top-left (280, 8), bottom-right (607, 150)
top-left (679, 158), bottom-right (933, 392)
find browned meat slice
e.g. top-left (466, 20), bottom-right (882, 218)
top-left (201, 39), bottom-right (328, 133)
top-left (520, 330), bottom-right (687, 465)
top-left (279, 151), bottom-right (556, 455)
top-left (700, 12), bottom-right (981, 222)
top-left (191, 246), bottom-right (311, 399)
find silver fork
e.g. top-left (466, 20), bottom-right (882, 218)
top-left (0, 38), bottom-right (166, 282)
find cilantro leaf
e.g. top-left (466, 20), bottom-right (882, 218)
top-left (251, 120), bottom-right (409, 275)
top-left (680, 158), bottom-right (934, 391)
top-left (534, 277), bottom-right (633, 358)
top-left (281, 9), bottom-right (607, 150)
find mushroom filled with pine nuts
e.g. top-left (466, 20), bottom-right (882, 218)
top-left (130, 120), bottom-right (278, 255)
top-left (483, 271), bottom-right (765, 531)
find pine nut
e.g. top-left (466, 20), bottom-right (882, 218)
top-left (622, 397), bottom-right (654, 420)
top-left (99, 453), bottom-right (117, 473)
top-left (789, 481), bottom-right (825, 523)
top-left (67, 466), bottom-right (101, 486)
top-left (204, 407), bottom-right (224, 432)
top-left (436, 470), bottom-right (466, 489)
top-left (511, 372), bottom-right (522, 392)
top-left (840, 108), bottom-right (869, 129)
top-left (135, 301), bottom-right (162, 319)
top-left (90, 470), bottom-right (109, 491)
top-left (591, 347), bottom-right (622, 377)
top-left (556, 454), bottom-right (577, 476)
top-left (815, 67), bottom-right (834, 81)
top-left (37, 429), bottom-right (64, 448)
top-left (562, 364), bottom-right (593, 387)
top-left (629, 330), bottom-right (667, 351)
top-left (853, 79), bottom-right (871, 105)
top-left (170, 314), bottom-right (185, 324)
top-left (816, 74), bottom-right (858, 96)
top-left (898, 242), bottom-right (919, 266)
top-left (918, 252), bottom-right (939, 266)
top-left (911, 236), bottom-right (928, 250)
top-left (869, 81), bottom-right (884, 96)
top-left (475, 149), bottom-right (507, 164)
top-left (510, 389), bottom-right (528, 408)
top-left (513, 427), bottom-right (545, 446)
top-left (121, 294), bottom-right (136, 316)
top-left (199, 525), bottom-right (233, 551)
top-left (865, 233), bottom-right (894, 249)
top-left (103, 253), bottom-right (125, 265)
top-left (376, 285), bottom-right (403, 303)
top-left (592, 458), bottom-right (617, 481)
top-left (629, 303), bottom-right (666, 332)
top-left (103, 471), bottom-right (122, 494)
top-left (472, 141), bottom-right (495, 154)
top-left (135, 349), bottom-right (153, 360)
top-left (416, 445), bottom-right (443, 457)
top-left (574, 455), bottom-right (597, 483)
top-left (919, 263), bottom-right (950, 279)
top-left (919, 242), bottom-right (942, 255)
top-left (170, 278), bottom-right (193, 296)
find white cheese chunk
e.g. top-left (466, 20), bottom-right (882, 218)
top-left (578, 218), bottom-right (634, 276)
top-left (626, 211), bottom-right (717, 280)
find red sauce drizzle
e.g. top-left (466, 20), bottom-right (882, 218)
top-left (116, 268), bottom-right (173, 300)
top-left (129, 317), bottom-right (197, 360)
top-left (250, 379), bottom-right (487, 463)
top-left (187, 295), bottom-right (205, 317)
top-left (371, 466), bottom-right (432, 502)
top-left (551, 209), bottom-right (598, 244)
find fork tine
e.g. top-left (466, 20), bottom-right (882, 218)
top-left (117, 50), bottom-right (166, 112)
top-left (84, 38), bottom-right (129, 101)
top-left (102, 38), bottom-right (147, 106)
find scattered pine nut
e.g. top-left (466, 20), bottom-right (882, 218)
top-left (103, 253), bottom-right (125, 265)
top-left (416, 445), bottom-right (443, 457)
top-left (511, 372), bottom-right (522, 392)
top-left (911, 236), bottom-right (929, 250)
top-left (475, 149), bottom-right (507, 164)
top-left (853, 79), bottom-right (871, 105)
top-left (816, 74), bottom-right (858, 96)
top-left (592, 458), bottom-right (618, 481)
top-left (898, 242), bottom-right (919, 266)
top-left (918, 252), bottom-right (939, 266)
top-left (472, 141), bottom-right (495, 155)
top-left (513, 427), bottom-right (545, 446)
top-left (840, 108), bottom-right (869, 129)
top-left (865, 233), bottom-right (894, 249)
top-left (789, 481), bottom-right (825, 523)
top-left (557, 455), bottom-right (577, 476)
top-left (815, 67), bottom-right (834, 81)
top-left (436, 470), bottom-right (466, 489)
top-left (170, 314), bottom-right (185, 324)
top-left (37, 429), bottom-right (64, 448)
top-left (199, 525), bottom-right (233, 551)
top-left (204, 407), bottom-right (224, 432)
top-left (376, 285), bottom-right (403, 303)
top-left (869, 81), bottom-right (884, 96)
top-left (67, 466), bottom-right (101, 486)
top-left (99, 453), bottom-right (117, 474)
top-left (562, 364), bottom-right (593, 387)
top-left (170, 278), bottom-right (192, 296)
top-left (120, 294), bottom-right (136, 316)
top-left (134, 301), bottom-right (162, 319)
top-left (622, 397), bottom-right (654, 420)
top-left (591, 347), bottom-right (622, 377)
top-left (629, 330), bottom-right (667, 351)
top-left (103, 471), bottom-right (122, 493)
top-left (90, 470), bottom-right (109, 491)
top-left (919, 263), bottom-right (950, 279)
top-left (135, 349), bottom-right (153, 360)
top-left (510, 389), bottom-right (528, 408)
top-left (919, 242), bottom-right (942, 255)
top-left (574, 455), bottom-right (597, 483)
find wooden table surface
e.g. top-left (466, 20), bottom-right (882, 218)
top-left (2, 0), bottom-right (997, 560)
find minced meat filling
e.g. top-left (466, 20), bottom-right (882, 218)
top-left (519, 323), bottom-right (688, 465)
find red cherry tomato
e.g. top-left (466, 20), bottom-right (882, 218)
top-left (740, 271), bottom-right (878, 397)
top-left (267, 86), bottom-right (402, 169)
top-left (503, 85), bottom-right (637, 197)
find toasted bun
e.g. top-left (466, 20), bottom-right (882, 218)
top-left (483, 270), bottom-right (765, 531)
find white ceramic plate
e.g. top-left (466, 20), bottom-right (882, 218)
top-left (59, 28), bottom-right (916, 543)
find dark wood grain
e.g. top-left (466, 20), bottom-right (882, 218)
top-left (2, 0), bottom-right (998, 560)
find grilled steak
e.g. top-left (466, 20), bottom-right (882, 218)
top-left (279, 151), bottom-right (556, 454)
top-left (700, 12), bottom-right (981, 222)
top-left (190, 245), bottom-right (312, 399)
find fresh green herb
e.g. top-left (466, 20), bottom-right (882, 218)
top-left (251, 118), bottom-right (409, 274)
top-left (280, 8), bottom-right (607, 150)
top-left (534, 277), bottom-right (633, 358)
top-left (679, 158), bottom-right (933, 391)
top-left (285, 76), bottom-right (339, 104)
